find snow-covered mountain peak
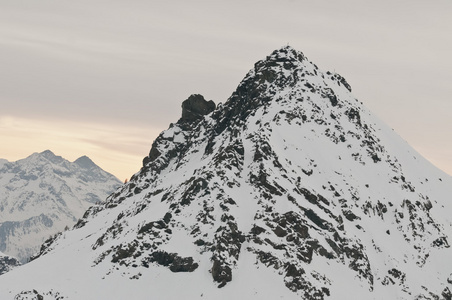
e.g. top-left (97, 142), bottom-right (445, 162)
top-left (40, 149), bottom-right (58, 158)
top-left (74, 155), bottom-right (97, 169)
top-left (1, 47), bottom-right (452, 299)
top-left (30, 150), bottom-right (64, 164)
top-left (242, 45), bottom-right (350, 94)
top-left (257, 45), bottom-right (307, 68)
top-left (0, 151), bottom-right (121, 263)
top-left (258, 45), bottom-right (307, 67)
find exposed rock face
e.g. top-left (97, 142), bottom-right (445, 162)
top-left (143, 94), bottom-right (216, 166)
top-left (2, 46), bottom-right (452, 300)
top-left (0, 251), bottom-right (20, 275)
top-left (179, 94), bottom-right (216, 124)
top-left (13, 290), bottom-right (65, 300)
top-left (147, 251), bottom-right (198, 272)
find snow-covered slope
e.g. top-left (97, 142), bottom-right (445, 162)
top-left (1, 46), bottom-right (451, 299)
top-left (0, 150), bottom-right (121, 263)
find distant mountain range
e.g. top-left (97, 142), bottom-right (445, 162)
top-left (1, 47), bottom-right (451, 299)
top-left (0, 150), bottom-right (121, 263)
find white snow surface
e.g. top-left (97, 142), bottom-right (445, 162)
top-left (0, 46), bottom-right (451, 299)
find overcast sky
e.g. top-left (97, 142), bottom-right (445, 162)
top-left (0, 0), bottom-right (451, 180)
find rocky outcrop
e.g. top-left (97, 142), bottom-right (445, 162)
top-left (179, 94), bottom-right (215, 124)
top-left (13, 290), bottom-right (65, 300)
top-left (0, 252), bottom-right (20, 275)
top-left (143, 94), bottom-right (215, 167)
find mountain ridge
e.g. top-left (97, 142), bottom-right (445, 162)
top-left (1, 46), bottom-right (451, 299)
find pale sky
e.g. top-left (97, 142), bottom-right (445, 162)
top-left (0, 0), bottom-right (451, 180)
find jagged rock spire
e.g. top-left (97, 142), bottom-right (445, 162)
top-left (178, 94), bottom-right (215, 124)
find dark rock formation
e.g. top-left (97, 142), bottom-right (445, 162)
top-left (0, 253), bottom-right (20, 275)
top-left (148, 251), bottom-right (198, 273)
top-left (13, 289), bottom-right (64, 300)
top-left (142, 94), bottom-right (215, 167)
top-left (179, 94), bottom-right (216, 124)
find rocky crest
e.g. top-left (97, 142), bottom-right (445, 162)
top-left (4, 46), bottom-right (452, 299)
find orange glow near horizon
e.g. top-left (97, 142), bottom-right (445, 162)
top-left (0, 116), bottom-right (163, 181)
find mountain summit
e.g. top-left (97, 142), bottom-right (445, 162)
top-left (1, 46), bottom-right (452, 299)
